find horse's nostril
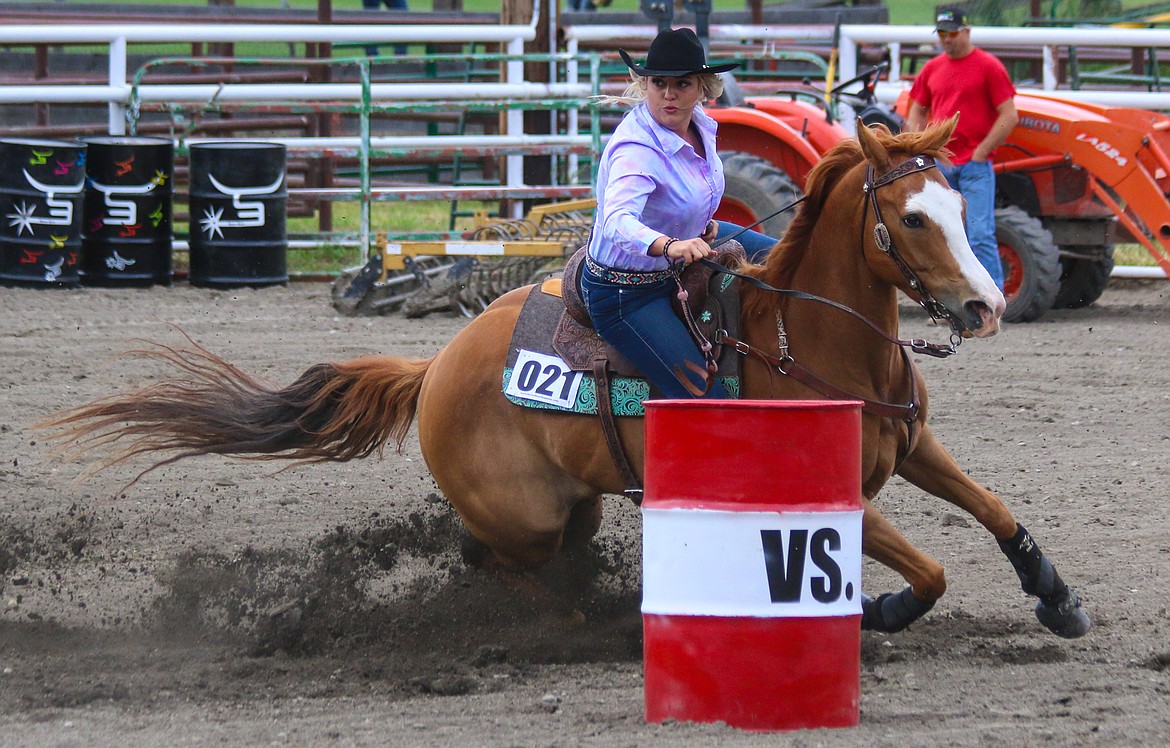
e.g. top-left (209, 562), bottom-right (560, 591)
top-left (964, 300), bottom-right (989, 330)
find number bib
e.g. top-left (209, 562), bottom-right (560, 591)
top-left (503, 350), bottom-right (584, 409)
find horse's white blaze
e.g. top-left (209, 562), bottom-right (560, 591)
top-left (907, 181), bottom-right (1005, 314)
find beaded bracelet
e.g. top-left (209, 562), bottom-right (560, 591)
top-left (663, 237), bottom-right (680, 257)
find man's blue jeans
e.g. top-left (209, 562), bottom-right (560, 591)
top-left (940, 159), bottom-right (1004, 290)
top-left (580, 265), bottom-right (727, 400)
top-left (363, 0), bottom-right (409, 56)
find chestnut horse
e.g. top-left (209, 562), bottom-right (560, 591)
top-left (46, 121), bottom-right (1089, 638)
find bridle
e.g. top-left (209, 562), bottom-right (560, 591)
top-left (864, 154), bottom-right (966, 342)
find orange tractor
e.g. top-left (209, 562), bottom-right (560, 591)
top-left (704, 65), bottom-right (1170, 322)
top-left (969, 92), bottom-right (1170, 319)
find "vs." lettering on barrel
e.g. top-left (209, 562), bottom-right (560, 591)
top-left (761, 527), bottom-right (851, 604)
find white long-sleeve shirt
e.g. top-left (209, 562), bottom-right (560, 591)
top-left (587, 102), bottom-right (724, 271)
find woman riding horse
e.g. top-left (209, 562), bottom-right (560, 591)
top-left (42, 120), bottom-right (1090, 640)
top-left (583, 27), bottom-right (778, 399)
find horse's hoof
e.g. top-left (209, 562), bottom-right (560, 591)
top-left (1035, 591), bottom-right (1092, 639)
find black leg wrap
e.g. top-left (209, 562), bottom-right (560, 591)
top-left (860, 586), bottom-right (935, 634)
top-left (998, 523), bottom-right (1066, 602)
top-left (998, 523), bottom-right (1092, 638)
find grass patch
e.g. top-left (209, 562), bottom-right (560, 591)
top-left (309, 200), bottom-right (486, 235)
top-left (1115, 243), bottom-right (1158, 266)
top-left (292, 200), bottom-right (489, 273)
top-left (286, 244), bottom-right (358, 275)
top-left (175, 199), bottom-right (495, 276)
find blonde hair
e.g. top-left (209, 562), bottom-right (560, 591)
top-left (593, 71), bottom-right (725, 108)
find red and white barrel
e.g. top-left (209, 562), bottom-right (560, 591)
top-left (642, 400), bottom-right (863, 732)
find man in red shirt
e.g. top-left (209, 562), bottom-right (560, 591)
top-left (906, 8), bottom-right (1018, 290)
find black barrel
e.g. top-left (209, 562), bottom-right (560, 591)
top-left (0, 138), bottom-right (86, 286)
top-left (80, 136), bottom-right (175, 286)
top-left (188, 142), bottom-right (288, 287)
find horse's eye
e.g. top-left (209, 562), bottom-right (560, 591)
top-left (902, 214), bottom-right (925, 229)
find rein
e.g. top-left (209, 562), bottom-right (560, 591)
top-left (718, 324), bottom-right (922, 424)
top-left (700, 261), bottom-right (958, 359)
top-left (669, 262), bottom-right (720, 397)
top-left (676, 152), bottom-right (963, 425)
top-left (711, 196), bottom-right (806, 251)
top-left (704, 264), bottom-right (930, 425)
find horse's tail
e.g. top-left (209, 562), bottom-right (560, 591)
top-left (40, 338), bottom-right (432, 481)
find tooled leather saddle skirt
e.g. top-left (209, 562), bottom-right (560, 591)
top-left (502, 242), bottom-right (747, 416)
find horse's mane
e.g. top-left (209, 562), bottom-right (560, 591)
top-left (739, 124), bottom-right (954, 318)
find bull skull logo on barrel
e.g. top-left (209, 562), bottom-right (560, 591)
top-left (198, 172), bottom-right (285, 239)
top-left (6, 170), bottom-right (84, 236)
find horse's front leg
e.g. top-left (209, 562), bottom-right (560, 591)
top-left (860, 497), bottom-right (944, 633)
top-left (896, 424), bottom-right (1091, 639)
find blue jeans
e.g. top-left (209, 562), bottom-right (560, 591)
top-left (580, 264), bottom-right (727, 400)
top-left (940, 160), bottom-right (1003, 290)
top-left (363, 0), bottom-right (409, 56)
top-left (715, 220), bottom-right (780, 263)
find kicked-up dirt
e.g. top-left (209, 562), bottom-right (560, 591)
top-left (2, 278), bottom-right (1169, 746)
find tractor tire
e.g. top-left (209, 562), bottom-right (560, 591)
top-left (997, 206), bottom-right (1061, 323)
top-left (1052, 246), bottom-right (1114, 309)
top-left (718, 151), bottom-right (803, 242)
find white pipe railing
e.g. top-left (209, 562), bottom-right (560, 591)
top-left (563, 24), bottom-right (836, 45)
top-left (0, 23), bottom-right (541, 134)
top-left (0, 83), bottom-right (593, 105)
top-left (841, 24), bottom-right (1170, 107)
top-left (568, 23), bottom-right (1170, 112)
top-left (0, 24), bottom-right (540, 44)
top-left (183, 134), bottom-right (594, 153)
top-left (10, 22), bottom-right (1170, 121)
top-left (0, 2), bottom-right (551, 218)
top-left (5, 16), bottom-right (1167, 276)
top-left (1112, 265), bottom-right (1167, 278)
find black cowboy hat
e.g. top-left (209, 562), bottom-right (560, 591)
top-left (618, 28), bottom-right (738, 77)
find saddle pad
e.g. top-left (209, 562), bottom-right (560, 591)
top-left (502, 277), bottom-right (741, 416)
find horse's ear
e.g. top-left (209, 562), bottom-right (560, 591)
top-left (925, 114), bottom-right (959, 152)
top-left (856, 122), bottom-right (893, 172)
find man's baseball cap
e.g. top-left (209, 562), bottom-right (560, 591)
top-left (935, 9), bottom-right (968, 31)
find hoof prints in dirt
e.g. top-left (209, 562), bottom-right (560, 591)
top-left (862, 609), bottom-right (1073, 667)
top-left (149, 502), bottom-right (643, 671)
top-left (1141, 652), bottom-right (1170, 672)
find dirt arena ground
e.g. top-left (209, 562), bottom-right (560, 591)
top-left (2, 277), bottom-right (1169, 746)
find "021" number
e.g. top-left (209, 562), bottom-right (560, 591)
top-left (505, 350), bottom-right (583, 409)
